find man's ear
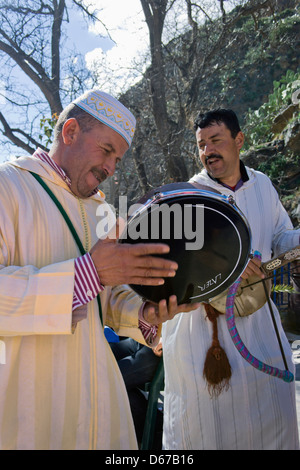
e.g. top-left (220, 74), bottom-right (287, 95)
top-left (61, 118), bottom-right (80, 145)
top-left (235, 131), bottom-right (244, 151)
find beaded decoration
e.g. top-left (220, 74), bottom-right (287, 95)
top-left (225, 251), bottom-right (294, 383)
top-left (74, 90), bottom-right (136, 146)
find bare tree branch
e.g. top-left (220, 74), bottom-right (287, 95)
top-left (0, 111), bottom-right (44, 154)
top-left (72, 0), bottom-right (115, 41)
top-left (186, 0), bottom-right (274, 108)
top-left (140, 0), bottom-right (189, 181)
top-left (0, 0), bottom-right (110, 155)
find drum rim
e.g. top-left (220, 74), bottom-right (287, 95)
top-left (143, 188), bottom-right (231, 208)
top-left (188, 205), bottom-right (248, 300)
top-left (119, 188), bottom-right (252, 303)
top-left (121, 188), bottom-right (251, 235)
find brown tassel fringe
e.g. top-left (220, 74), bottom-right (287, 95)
top-left (203, 303), bottom-right (232, 398)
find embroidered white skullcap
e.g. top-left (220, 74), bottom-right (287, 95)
top-left (73, 90), bottom-right (136, 146)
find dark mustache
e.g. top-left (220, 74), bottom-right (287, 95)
top-left (205, 154), bottom-right (222, 164)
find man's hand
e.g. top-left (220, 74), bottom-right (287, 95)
top-left (241, 256), bottom-right (265, 280)
top-left (152, 338), bottom-right (163, 357)
top-left (90, 218), bottom-right (178, 286)
top-left (142, 295), bottom-right (201, 326)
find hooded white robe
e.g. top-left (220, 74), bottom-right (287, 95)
top-left (0, 155), bottom-right (146, 450)
top-left (162, 166), bottom-right (300, 450)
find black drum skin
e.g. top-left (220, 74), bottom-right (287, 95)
top-left (119, 183), bottom-right (251, 305)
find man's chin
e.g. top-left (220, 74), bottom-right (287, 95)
top-left (207, 168), bottom-right (224, 181)
top-left (206, 162), bottom-right (224, 178)
top-left (70, 185), bottom-right (93, 199)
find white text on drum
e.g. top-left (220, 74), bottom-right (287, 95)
top-left (197, 273), bottom-right (222, 292)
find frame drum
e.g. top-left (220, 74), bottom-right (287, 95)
top-left (119, 183), bottom-right (251, 305)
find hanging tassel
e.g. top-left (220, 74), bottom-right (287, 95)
top-left (203, 303), bottom-right (232, 398)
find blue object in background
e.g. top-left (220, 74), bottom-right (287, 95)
top-left (104, 326), bottom-right (120, 343)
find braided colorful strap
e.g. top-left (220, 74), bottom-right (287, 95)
top-left (225, 251), bottom-right (294, 383)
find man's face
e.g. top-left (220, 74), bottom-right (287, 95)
top-left (195, 122), bottom-right (244, 185)
top-left (61, 121), bottom-right (129, 198)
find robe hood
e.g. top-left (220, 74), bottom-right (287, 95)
top-left (189, 164), bottom-right (258, 195)
top-left (7, 153), bottom-right (106, 202)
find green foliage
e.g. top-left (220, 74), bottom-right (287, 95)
top-left (39, 113), bottom-right (58, 149)
top-left (243, 69), bottom-right (300, 150)
top-left (243, 45), bottom-right (273, 68)
top-left (272, 284), bottom-right (295, 294)
top-left (257, 154), bottom-right (287, 180)
top-left (236, 7), bottom-right (299, 49)
top-left (256, 151), bottom-right (300, 182)
top-left (269, 9), bottom-right (300, 43)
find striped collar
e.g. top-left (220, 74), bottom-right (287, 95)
top-left (33, 148), bottom-right (98, 197)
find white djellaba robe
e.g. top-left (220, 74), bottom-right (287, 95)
top-left (0, 155), bottom-right (149, 450)
top-left (162, 165), bottom-right (300, 450)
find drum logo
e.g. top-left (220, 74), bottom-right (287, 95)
top-left (197, 273), bottom-right (222, 292)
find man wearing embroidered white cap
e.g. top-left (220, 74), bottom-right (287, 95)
top-left (0, 90), bottom-right (198, 450)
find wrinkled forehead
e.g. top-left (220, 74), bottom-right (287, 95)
top-left (92, 122), bottom-right (130, 157)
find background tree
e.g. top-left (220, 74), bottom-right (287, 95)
top-left (0, 0), bottom-right (298, 207)
top-left (133, 0), bottom-right (278, 187)
top-left (140, 0), bottom-right (189, 182)
top-left (104, 0), bottom-right (298, 207)
top-left (0, 0), bottom-right (107, 157)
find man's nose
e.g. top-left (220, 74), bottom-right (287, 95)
top-left (103, 158), bottom-right (116, 176)
top-left (203, 143), bottom-right (214, 155)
